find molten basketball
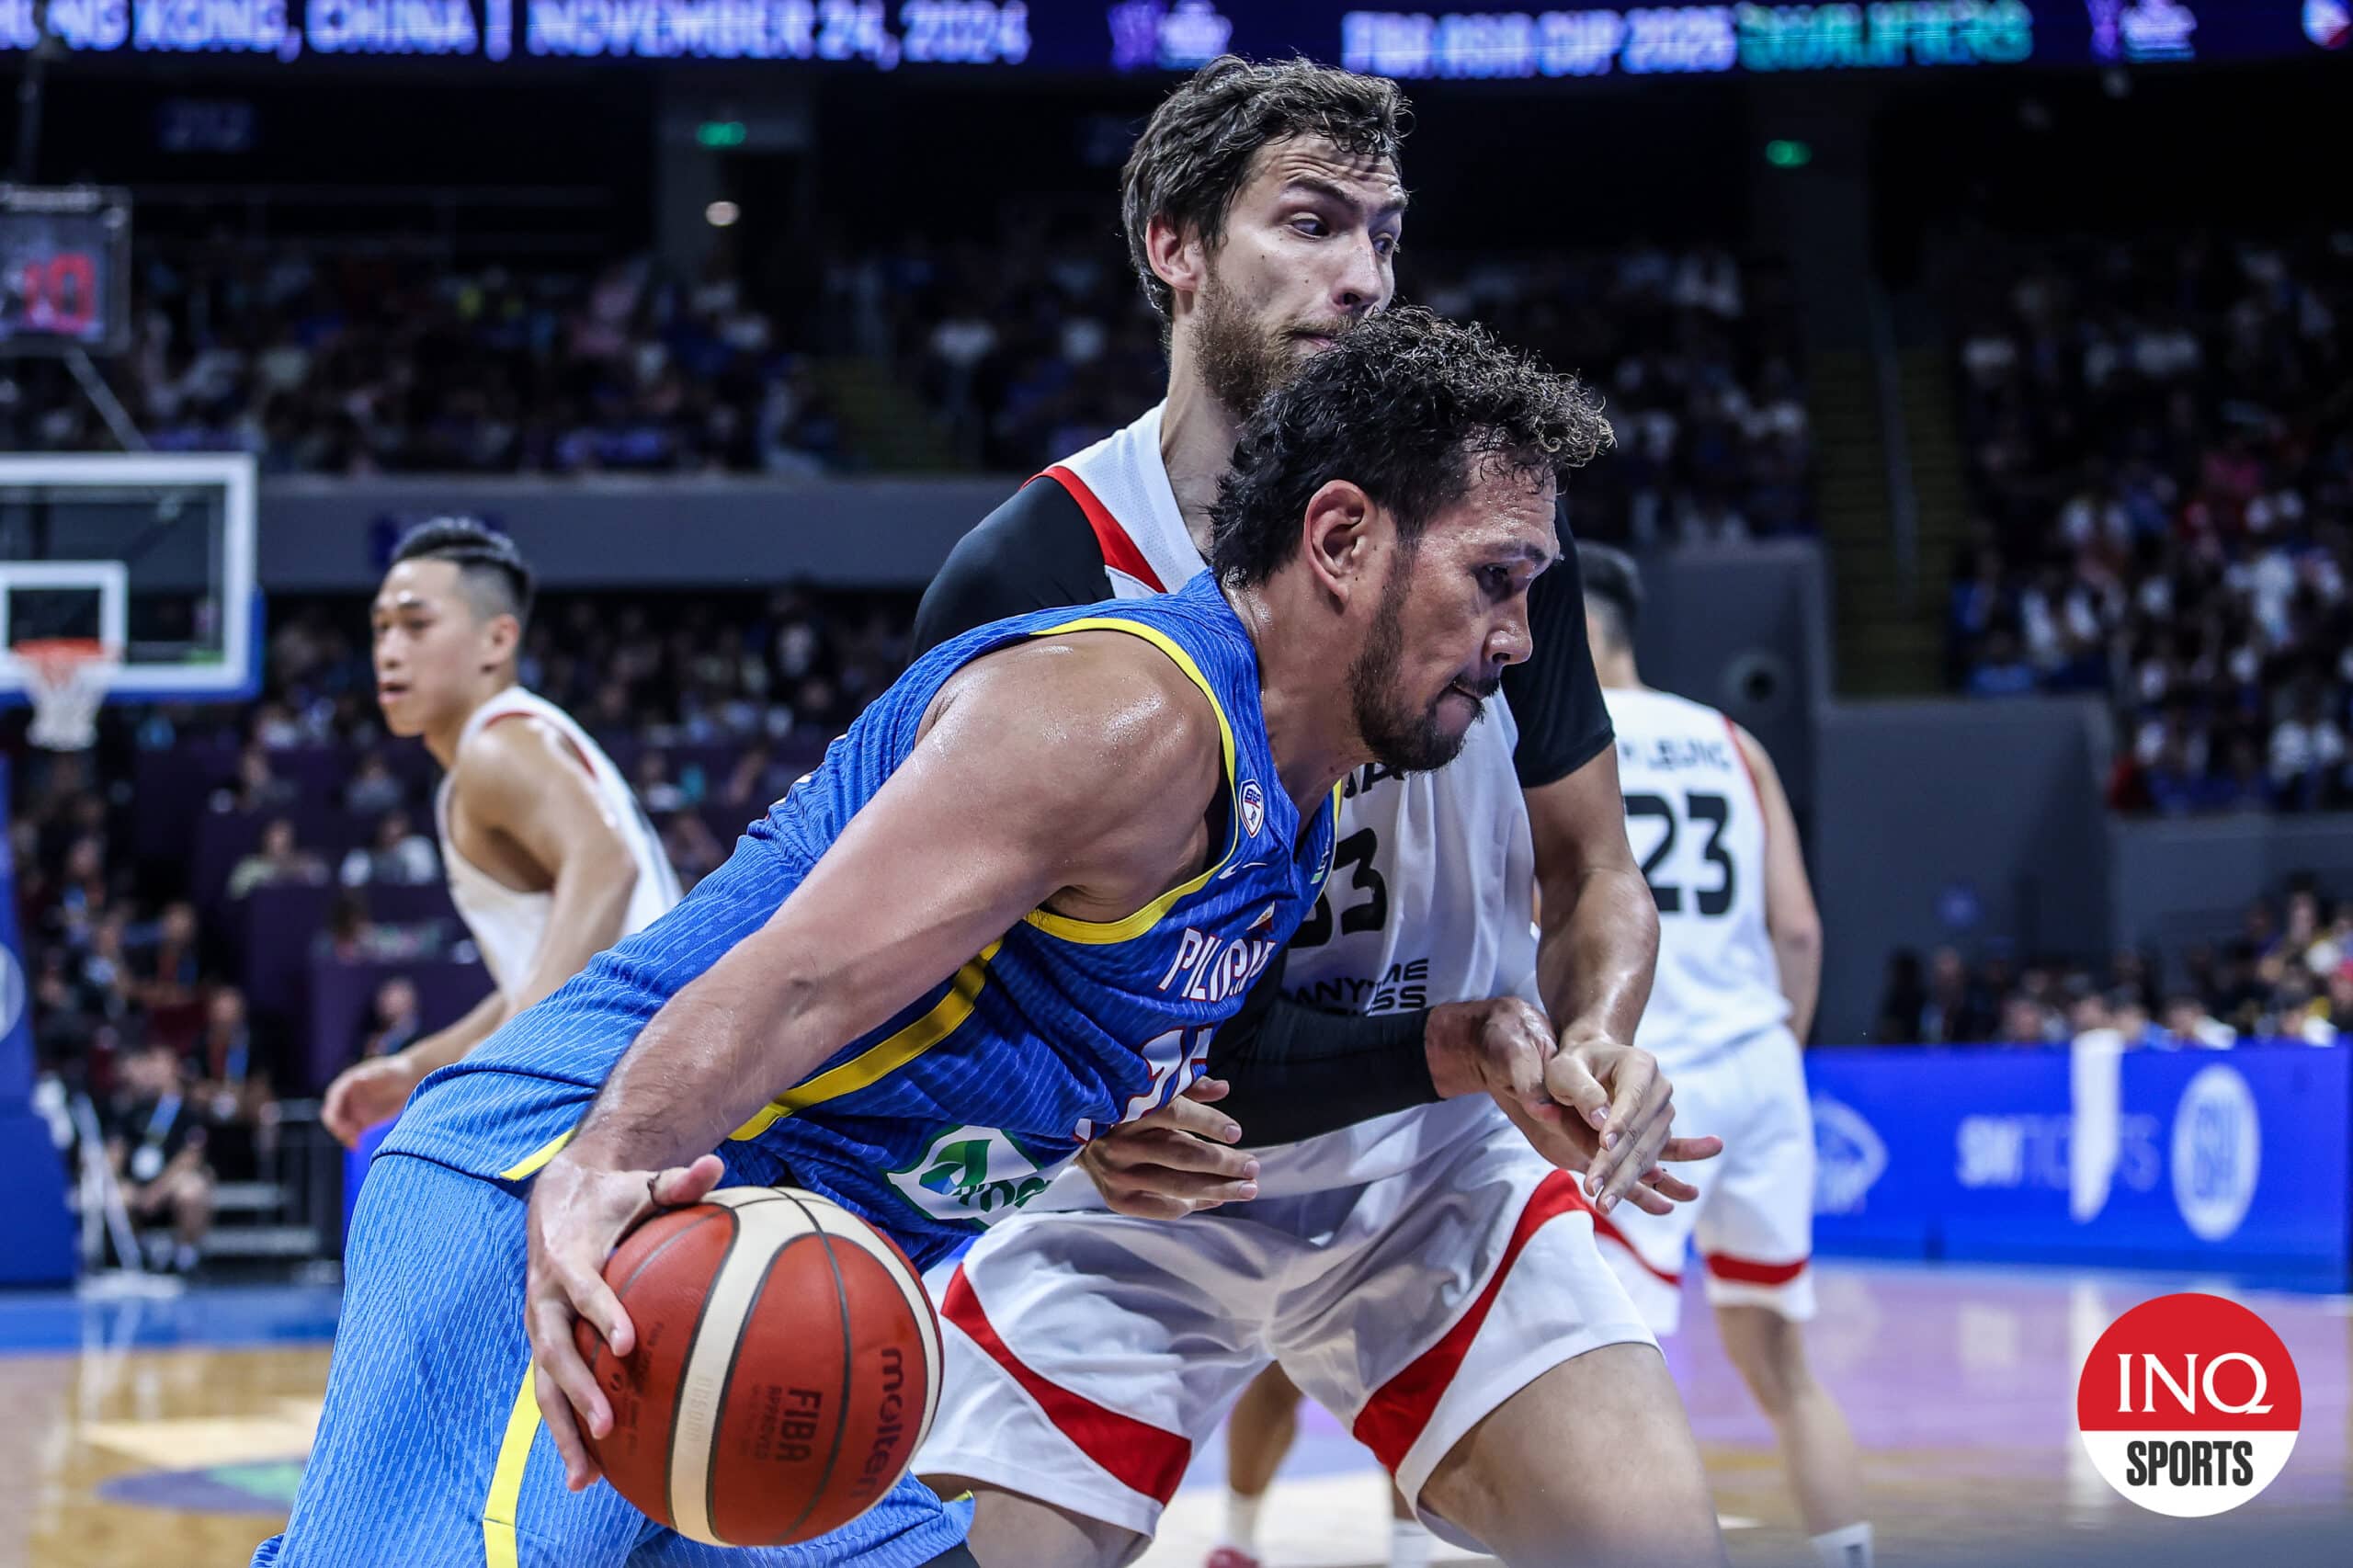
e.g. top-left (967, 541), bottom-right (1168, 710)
top-left (575, 1186), bottom-right (943, 1547)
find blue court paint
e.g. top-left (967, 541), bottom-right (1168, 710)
top-left (0, 1283), bottom-right (341, 1357)
top-left (98, 1461), bottom-right (307, 1515)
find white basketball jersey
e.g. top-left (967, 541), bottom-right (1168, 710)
top-left (435, 687), bottom-right (682, 1001)
top-left (1051, 405), bottom-right (1535, 1191)
top-left (1604, 686), bottom-right (1788, 1065)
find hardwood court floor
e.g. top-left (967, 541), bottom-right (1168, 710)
top-left (1, 1266), bottom-right (2345, 1568)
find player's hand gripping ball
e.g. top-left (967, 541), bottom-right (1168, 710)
top-left (574, 1187), bottom-right (943, 1546)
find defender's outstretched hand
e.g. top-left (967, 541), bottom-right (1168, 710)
top-left (523, 1152), bottom-right (725, 1490)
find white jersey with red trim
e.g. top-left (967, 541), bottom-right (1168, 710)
top-left (434, 686), bottom-right (681, 1001)
top-left (1603, 685), bottom-right (1787, 1065)
top-left (1050, 403), bottom-right (1539, 1191)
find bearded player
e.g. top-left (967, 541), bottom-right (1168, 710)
top-left (318, 517), bottom-right (680, 1149)
top-left (1582, 543), bottom-right (1871, 1568)
top-left (911, 58), bottom-right (1725, 1568)
top-left (258, 310), bottom-right (1651, 1568)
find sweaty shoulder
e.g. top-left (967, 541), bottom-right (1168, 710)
top-left (909, 476), bottom-right (1111, 657)
top-left (920, 631), bottom-right (1224, 861)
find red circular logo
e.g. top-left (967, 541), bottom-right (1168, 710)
top-left (2075, 1292), bottom-right (2301, 1517)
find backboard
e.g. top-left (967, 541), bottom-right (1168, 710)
top-left (0, 453), bottom-right (260, 705)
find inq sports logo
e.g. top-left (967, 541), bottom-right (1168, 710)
top-left (2076, 1292), bottom-right (2300, 1517)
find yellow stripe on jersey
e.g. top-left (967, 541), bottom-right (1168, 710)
top-left (730, 941), bottom-right (1002, 1140)
top-left (482, 1365), bottom-right (542, 1568)
top-left (497, 1128), bottom-right (575, 1184)
top-left (1017, 616), bottom-right (1241, 946)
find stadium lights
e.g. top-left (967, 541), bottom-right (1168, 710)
top-left (705, 201), bottom-right (741, 228)
top-left (696, 120), bottom-right (748, 148)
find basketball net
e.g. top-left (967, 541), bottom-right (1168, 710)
top-left (17, 638), bottom-right (119, 751)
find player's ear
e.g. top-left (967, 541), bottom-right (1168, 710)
top-left (1145, 214), bottom-right (1207, 311)
top-left (482, 611), bottom-right (522, 673)
top-left (1299, 480), bottom-right (1377, 603)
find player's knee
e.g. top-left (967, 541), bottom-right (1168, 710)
top-left (1419, 1434), bottom-right (1502, 1541)
top-left (928, 1476), bottom-right (1145, 1568)
top-left (1720, 1306), bottom-right (1811, 1417)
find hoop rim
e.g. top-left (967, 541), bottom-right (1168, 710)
top-left (14, 637), bottom-right (118, 750)
top-left (12, 636), bottom-right (117, 656)
top-left (12, 636), bottom-right (120, 677)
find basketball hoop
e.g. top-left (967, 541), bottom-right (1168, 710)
top-left (17, 638), bottom-right (119, 750)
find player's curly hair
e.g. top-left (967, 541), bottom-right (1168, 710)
top-left (1121, 55), bottom-right (1409, 324)
top-left (1208, 308), bottom-right (1613, 587)
top-left (391, 516), bottom-right (535, 626)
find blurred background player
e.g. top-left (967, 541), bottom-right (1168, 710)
top-left (1579, 542), bottom-right (1870, 1568)
top-left (317, 518), bottom-right (679, 1146)
top-left (914, 57), bottom-right (1723, 1568)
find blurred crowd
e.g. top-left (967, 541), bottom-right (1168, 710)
top-left (1944, 232), bottom-right (2353, 815)
top-left (15, 230), bottom-right (1815, 550)
top-left (1874, 876), bottom-right (2353, 1049)
top-left (17, 246), bottom-right (848, 477)
top-left (20, 583), bottom-right (917, 1271)
top-left (17, 749), bottom-right (274, 1272)
top-left (881, 227), bottom-right (1814, 542)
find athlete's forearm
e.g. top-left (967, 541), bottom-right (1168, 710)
top-left (509, 851), bottom-right (638, 1014)
top-left (1536, 863), bottom-right (1658, 1046)
top-left (562, 958), bottom-right (843, 1176)
top-left (1208, 985), bottom-right (1437, 1146)
top-left (1772, 927), bottom-right (1822, 1043)
top-left (398, 989), bottom-right (509, 1077)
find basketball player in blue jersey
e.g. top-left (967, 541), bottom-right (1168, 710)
top-left (914, 58), bottom-right (1723, 1568)
top-left (255, 307), bottom-right (1617, 1568)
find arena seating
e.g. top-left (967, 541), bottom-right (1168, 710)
top-left (1945, 232), bottom-right (2353, 817)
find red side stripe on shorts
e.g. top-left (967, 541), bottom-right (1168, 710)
top-left (1704, 1252), bottom-right (1810, 1286)
top-left (940, 1265), bottom-right (1192, 1505)
top-left (1037, 466), bottom-right (1166, 593)
top-left (480, 710), bottom-right (597, 778)
top-left (1581, 1197), bottom-right (1685, 1290)
top-left (1350, 1169), bottom-right (1590, 1474)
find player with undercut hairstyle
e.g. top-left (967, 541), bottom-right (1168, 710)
top-left (319, 517), bottom-right (680, 1148)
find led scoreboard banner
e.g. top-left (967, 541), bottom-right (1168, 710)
top-left (0, 0), bottom-right (2336, 71)
top-left (0, 187), bottom-right (131, 356)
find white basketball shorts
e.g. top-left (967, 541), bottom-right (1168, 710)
top-left (1594, 1023), bottom-right (1817, 1335)
top-left (915, 1108), bottom-right (1654, 1549)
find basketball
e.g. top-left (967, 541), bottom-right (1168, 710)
top-left (574, 1187), bottom-right (943, 1548)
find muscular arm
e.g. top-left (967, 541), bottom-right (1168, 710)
top-left (558, 636), bottom-right (1223, 1176)
top-left (1514, 535), bottom-right (1657, 1045)
top-left (1736, 724), bottom-right (1823, 1041)
top-left (1528, 744), bottom-right (1658, 1046)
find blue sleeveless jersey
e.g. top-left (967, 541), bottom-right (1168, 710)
top-left (380, 573), bottom-right (1338, 1267)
